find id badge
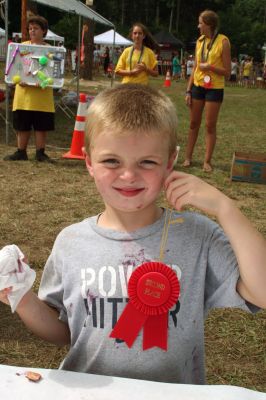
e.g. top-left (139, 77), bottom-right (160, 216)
top-left (203, 75), bottom-right (212, 88)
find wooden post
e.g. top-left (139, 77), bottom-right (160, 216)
top-left (21, 0), bottom-right (27, 42)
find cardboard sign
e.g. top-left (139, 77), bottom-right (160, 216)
top-left (230, 152), bottom-right (266, 184)
top-left (5, 43), bottom-right (66, 89)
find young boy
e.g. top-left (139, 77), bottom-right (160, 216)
top-left (0, 84), bottom-right (265, 385)
top-left (4, 15), bottom-right (54, 162)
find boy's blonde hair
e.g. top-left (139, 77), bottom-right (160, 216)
top-left (85, 84), bottom-right (178, 156)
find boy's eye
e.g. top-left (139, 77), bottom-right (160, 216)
top-left (102, 159), bottom-right (120, 168)
top-left (140, 160), bottom-right (158, 169)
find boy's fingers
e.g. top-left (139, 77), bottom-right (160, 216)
top-left (2, 287), bottom-right (13, 294)
top-left (166, 182), bottom-right (190, 209)
top-left (164, 170), bottom-right (190, 189)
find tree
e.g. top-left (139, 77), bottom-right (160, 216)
top-left (80, 20), bottom-right (95, 80)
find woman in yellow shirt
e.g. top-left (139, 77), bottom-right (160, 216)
top-left (243, 57), bottom-right (253, 83)
top-left (115, 23), bottom-right (158, 85)
top-left (4, 16), bottom-right (55, 162)
top-left (183, 10), bottom-right (231, 172)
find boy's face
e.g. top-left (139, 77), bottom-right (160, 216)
top-left (28, 23), bottom-right (45, 43)
top-left (85, 131), bottom-right (175, 215)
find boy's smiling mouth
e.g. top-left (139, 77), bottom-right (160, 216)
top-left (114, 187), bottom-right (145, 197)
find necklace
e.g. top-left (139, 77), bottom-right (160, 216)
top-left (200, 32), bottom-right (218, 63)
top-left (129, 45), bottom-right (144, 70)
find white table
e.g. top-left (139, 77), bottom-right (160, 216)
top-left (0, 364), bottom-right (265, 400)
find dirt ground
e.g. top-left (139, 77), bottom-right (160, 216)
top-left (0, 78), bottom-right (265, 391)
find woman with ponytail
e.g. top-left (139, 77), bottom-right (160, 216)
top-left (183, 10), bottom-right (231, 172)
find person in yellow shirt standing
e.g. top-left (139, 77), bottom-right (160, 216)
top-left (183, 10), bottom-right (231, 172)
top-left (243, 57), bottom-right (253, 87)
top-left (115, 23), bottom-right (158, 85)
top-left (4, 16), bottom-right (55, 162)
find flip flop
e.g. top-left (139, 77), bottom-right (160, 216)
top-left (203, 163), bottom-right (213, 172)
top-left (182, 160), bottom-right (192, 167)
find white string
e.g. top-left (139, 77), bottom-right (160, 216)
top-left (158, 208), bottom-right (173, 262)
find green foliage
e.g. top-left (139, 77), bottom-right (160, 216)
top-left (2, 0), bottom-right (266, 60)
top-left (51, 15), bottom-right (80, 50)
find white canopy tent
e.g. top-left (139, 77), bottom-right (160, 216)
top-left (94, 29), bottom-right (132, 47)
top-left (12, 29), bottom-right (64, 44)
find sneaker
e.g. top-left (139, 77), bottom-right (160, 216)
top-left (3, 149), bottom-right (28, 161)
top-left (35, 148), bottom-right (53, 162)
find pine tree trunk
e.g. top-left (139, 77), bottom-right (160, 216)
top-left (80, 20), bottom-right (94, 80)
top-left (169, 3), bottom-right (174, 33)
top-left (156, 0), bottom-right (160, 27)
top-left (121, 0), bottom-right (125, 25)
top-left (175, 0), bottom-right (181, 34)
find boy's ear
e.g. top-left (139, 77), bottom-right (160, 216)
top-left (167, 146), bottom-right (180, 170)
top-left (83, 147), bottom-right (94, 177)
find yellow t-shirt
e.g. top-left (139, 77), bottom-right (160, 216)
top-left (243, 61), bottom-right (252, 77)
top-left (12, 41), bottom-right (55, 112)
top-left (194, 34), bottom-right (230, 89)
top-left (115, 46), bottom-right (157, 85)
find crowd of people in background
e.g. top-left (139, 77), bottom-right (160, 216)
top-left (229, 56), bottom-right (266, 87)
top-left (90, 46), bottom-right (266, 88)
top-left (48, 44), bottom-right (266, 90)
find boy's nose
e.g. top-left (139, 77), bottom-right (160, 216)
top-left (120, 168), bottom-right (137, 182)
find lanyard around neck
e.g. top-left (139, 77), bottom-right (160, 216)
top-left (129, 46), bottom-right (144, 70)
top-left (201, 33), bottom-right (218, 63)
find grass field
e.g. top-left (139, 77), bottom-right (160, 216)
top-left (0, 74), bottom-right (265, 391)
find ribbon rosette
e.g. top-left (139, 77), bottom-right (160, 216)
top-left (110, 261), bottom-right (180, 350)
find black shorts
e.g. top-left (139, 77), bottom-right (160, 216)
top-left (191, 84), bottom-right (224, 102)
top-left (13, 110), bottom-right (54, 131)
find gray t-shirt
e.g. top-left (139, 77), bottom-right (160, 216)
top-left (39, 210), bottom-right (252, 384)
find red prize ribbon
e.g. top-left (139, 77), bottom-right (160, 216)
top-left (110, 262), bottom-right (180, 350)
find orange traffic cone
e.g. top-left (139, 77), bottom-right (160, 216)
top-left (164, 70), bottom-right (171, 87)
top-left (63, 93), bottom-right (87, 160)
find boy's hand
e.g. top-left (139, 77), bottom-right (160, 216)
top-left (0, 287), bottom-right (12, 306)
top-left (0, 245), bottom-right (36, 313)
top-left (164, 171), bottom-right (232, 218)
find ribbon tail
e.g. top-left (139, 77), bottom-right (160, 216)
top-left (143, 313), bottom-right (168, 350)
top-left (110, 302), bottom-right (147, 348)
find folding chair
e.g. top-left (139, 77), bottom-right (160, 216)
top-left (54, 89), bottom-right (76, 119)
top-left (0, 89), bottom-right (5, 122)
top-left (0, 89), bottom-right (16, 134)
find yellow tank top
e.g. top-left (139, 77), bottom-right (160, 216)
top-left (194, 34), bottom-right (230, 89)
top-left (12, 41), bottom-right (54, 112)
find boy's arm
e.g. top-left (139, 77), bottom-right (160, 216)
top-left (15, 290), bottom-right (70, 346)
top-left (216, 201), bottom-right (266, 308)
top-left (165, 171), bottom-right (266, 308)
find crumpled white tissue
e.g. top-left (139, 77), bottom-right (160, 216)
top-left (0, 245), bottom-right (36, 313)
